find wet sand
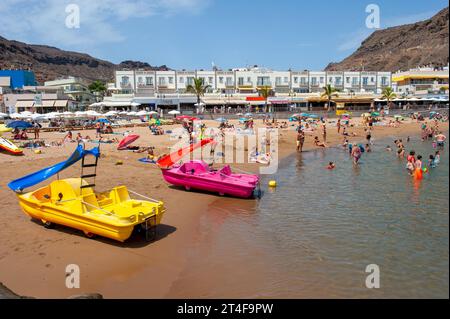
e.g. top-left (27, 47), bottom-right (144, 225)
top-left (0, 117), bottom-right (446, 298)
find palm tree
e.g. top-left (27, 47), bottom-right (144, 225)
top-left (321, 84), bottom-right (339, 112)
top-left (88, 80), bottom-right (107, 101)
top-left (258, 86), bottom-right (272, 113)
top-left (186, 78), bottom-right (211, 113)
top-left (381, 87), bottom-right (396, 110)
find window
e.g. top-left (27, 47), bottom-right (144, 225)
top-left (238, 77), bottom-right (244, 86)
top-left (294, 77), bottom-right (298, 84)
top-left (219, 77), bottom-right (224, 84)
top-left (300, 77), bottom-right (306, 85)
top-left (336, 78), bottom-right (342, 85)
top-left (158, 77), bottom-right (166, 85)
top-left (320, 77), bottom-right (324, 84)
top-left (362, 77), bottom-right (368, 85)
top-left (226, 77), bottom-right (233, 86)
top-left (311, 77), bottom-right (317, 85)
top-left (284, 77), bottom-right (289, 83)
top-left (381, 77), bottom-right (388, 86)
top-left (352, 77), bottom-right (359, 86)
top-left (121, 76), bottom-right (129, 85)
top-left (168, 77), bottom-right (173, 84)
top-left (208, 77), bottom-right (213, 84)
top-left (138, 77), bottom-right (143, 84)
top-left (370, 77), bottom-right (375, 83)
top-left (146, 77), bottom-right (153, 86)
top-left (275, 77), bottom-right (282, 85)
top-left (247, 77), bottom-right (251, 83)
top-left (329, 77), bottom-right (333, 83)
top-left (346, 77), bottom-right (350, 84)
top-left (179, 77), bottom-right (184, 83)
top-left (187, 77), bottom-right (194, 85)
top-left (257, 76), bottom-right (270, 86)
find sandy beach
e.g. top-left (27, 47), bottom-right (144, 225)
top-left (0, 116), bottom-right (447, 298)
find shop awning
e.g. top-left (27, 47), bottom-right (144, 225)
top-left (54, 100), bottom-right (68, 107)
top-left (15, 100), bottom-right (34, 108)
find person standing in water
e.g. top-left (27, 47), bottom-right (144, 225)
top-left (322, 124), bottom-right (327, 143)
top-left (351, 144), bottom-right (362, 165)
top-left (297, 129), bottom-right (305, 152)
top-left (337, 119), bottom-right (341, 134)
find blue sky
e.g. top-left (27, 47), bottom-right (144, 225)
top-left (0, 0), bottom-right (447, 70)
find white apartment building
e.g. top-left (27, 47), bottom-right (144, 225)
top-left (114, 68), bottom-right (392, 96)
top-left (392, 66), bottom-right (449, 96)
top-left (44, 76), bottom-right (96, 108)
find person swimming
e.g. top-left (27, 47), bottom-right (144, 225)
top-left (365, 144), bottom-right (371, 153)
top-left (327, 162), bottom-right (336, 170)
top-left (386, 145), bottom-right (392, 152)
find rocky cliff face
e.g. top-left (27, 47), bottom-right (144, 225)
top-left (0, 36), bottom-right (169, 84)
top-left (326, 7), bottom-right (449, 72)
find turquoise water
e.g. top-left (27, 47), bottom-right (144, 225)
top-left (174, 134), bottom-right (449, 298)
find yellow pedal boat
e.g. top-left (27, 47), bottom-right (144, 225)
top-left (16, 178), bottom-right (165, 242)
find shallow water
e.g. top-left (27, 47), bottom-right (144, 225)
top-left (169, 134), bottom-right (449, 298)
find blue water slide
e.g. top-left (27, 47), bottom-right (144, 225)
top-left (8, 145), bottom-right (100, 192)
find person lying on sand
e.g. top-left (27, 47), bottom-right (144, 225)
top-left (98, 136), bottom-right (119, 144)
top-left (314, 136), bottom-right (327, 148)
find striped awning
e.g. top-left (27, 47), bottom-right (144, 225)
top-left (54, 100), bottom-right (68, 107)
top-left (15, 100), bottom-right (34, 108)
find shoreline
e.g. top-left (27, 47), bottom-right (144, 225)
top-left (0, 118), bottom-right (447, 298)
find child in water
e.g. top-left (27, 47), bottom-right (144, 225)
top-left (434, 151), bottom-right (441, 165)
top-left (327, 162), bottom-right (336, 170)
top-left (386, 145), bottom-right (392, 152)
top-left (415, 155), bottom-right (423, 170)
top-left (365, 144), bottom-right (371, 152)
top-left (429, 155), bottom-right (436, 168)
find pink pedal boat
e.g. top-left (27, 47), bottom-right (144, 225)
top-left (161, 160), bottom-right (260, 198)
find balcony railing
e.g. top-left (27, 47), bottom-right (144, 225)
top-left (120, 82), bottom-right (132, 88)
top-left (137, 83), bottom-right (154, 88)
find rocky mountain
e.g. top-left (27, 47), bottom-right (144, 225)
top-left (0, 36), bottom-right (169, 84)
top-left (326, 7), bottom-right (449, 72)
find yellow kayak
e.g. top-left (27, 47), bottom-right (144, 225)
top-left (17, 178), bottom-right (165, 242)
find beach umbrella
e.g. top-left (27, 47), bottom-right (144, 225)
top-left (131, 102), bottom-right (141, 107)
top-left (215, 117), bottom-right (227, 122)
top-left (75, 111), bottom-right (88, 117)
top-left (104, 111), bottom-right (118, 117)
top-left (6, 121), bottom-right (33, 129)
top-left (127, 111), bottom-right (137, 116)
top-left (10, 113), bottom-right (25, 119)
top-left (95, 118), bottom-right (110, 124)
top-left (244, 113), bottom-right (253, 117)
top-left (194, 102), bottom-right (206, 107)
top-left (168, 110), bottom-right (180, 115)
top-left (20, 111), bottom-right (32, 116)
top-left (236, 113), bottom-right (243, 116)
top-left (148, 111), bottom-right (158, 115)
top-left (30, 113), bottom-right (46, 120)
top-left (371, 112), bottom-right (380, 117)
top-left (0, 112), bottom-right (9, 118)
top-left (307, 114), bottom-right (319, 119)
top-left (136, 110), bottom-right (148, 116)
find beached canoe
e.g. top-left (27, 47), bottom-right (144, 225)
top-left (161, 160), bottom-right (259, 198)
top-left (14, 178), bottom-right (165, 242)
top-left (0, 137), bottom-right (23, 155)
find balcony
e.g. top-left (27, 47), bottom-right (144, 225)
top-left (120, 82), bottom-right (132, 89)
top-left (275, 82), bottom-right (290, 87)
top-left (137, 83), bottom-right (154, 88)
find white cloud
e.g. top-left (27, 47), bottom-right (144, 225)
top-left (0, 0), bottom-right (210, 48)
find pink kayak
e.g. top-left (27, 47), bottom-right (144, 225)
top-left (161, 160), bottom-right (259, 198)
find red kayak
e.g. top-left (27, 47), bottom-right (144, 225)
top-left (157, 138), bottom-right (215, 169)
top-left (117, 134), bottom-right (140, 150)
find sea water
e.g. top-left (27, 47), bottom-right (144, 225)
top-left (169, 134), bottom-right (449, 298)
